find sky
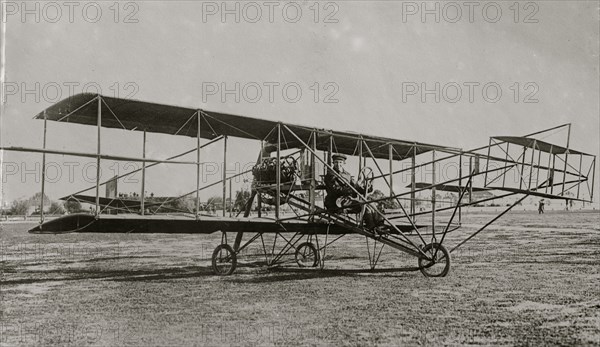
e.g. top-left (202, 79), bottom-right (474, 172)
top-left (1, 0), bottom-right (599, 205)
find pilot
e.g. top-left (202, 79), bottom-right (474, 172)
top-left (324, 154), bottom-right (383, 231)
top-left (324, 153), bottom-right (370, 213)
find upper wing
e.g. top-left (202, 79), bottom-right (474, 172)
top-left (34, 93), bottom-right (453, 161)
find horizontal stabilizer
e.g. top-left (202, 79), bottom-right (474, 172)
top-left (492, 136), bottom-right (588, 156)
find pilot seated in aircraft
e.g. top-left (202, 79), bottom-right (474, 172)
top-left (324, 153), bottom-right (367, 211)
top-left (324, 154), bottom-right (380, 230)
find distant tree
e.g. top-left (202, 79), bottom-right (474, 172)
top-left (165, 196), bottom-right (195, 213)
top-left (10, 199), bottom-right (29, 215)
top-left (167, 198), bottom-right (184, 212)
top-left (206, 196), bottom-right (223, 209)
top-left (27, 192), bottom-right (51, 207)
top-left (64, 200), bottom-right (82, 213)
top-left (48, 201), bottom-right (65, 215)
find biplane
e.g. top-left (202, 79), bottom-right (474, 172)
top-left (2, 93), bottom-right (596, 277)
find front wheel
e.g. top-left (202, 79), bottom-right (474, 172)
top-left (418, 243), bottom-right (450, 277)
top-left (295, 242), bottom-right (319, 267)
top-left (211, 244), bottom-right (237, 276)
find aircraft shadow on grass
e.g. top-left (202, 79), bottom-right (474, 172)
top-left (2, 260), bottom-right (420, 286)
top-left (226, 265), bottom-right (419, 284)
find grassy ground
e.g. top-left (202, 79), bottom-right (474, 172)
top-left (1, 210), bottom-right (599, 346)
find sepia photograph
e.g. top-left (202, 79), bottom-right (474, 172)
top-left (1, 1), bottom-right (599, 345)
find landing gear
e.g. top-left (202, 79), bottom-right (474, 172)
top-left (418, 243), bottom-right (450, 277)
top-left (295, 242), bottom-right (319, 267)
top-left (211, 244), bottom-right (237, 276)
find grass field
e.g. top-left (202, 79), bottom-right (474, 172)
top-left (1, 210), bottom-right (599, 346)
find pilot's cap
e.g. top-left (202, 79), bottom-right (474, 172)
top-left (332, 153), bottom-right (347, 162)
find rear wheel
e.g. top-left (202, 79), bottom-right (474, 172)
top-left (418, 243), bottom-right (450, 277)
top-left (295, 242), bottom-right (319, 267)
top-left (211, 244), bottom-right (237, 276)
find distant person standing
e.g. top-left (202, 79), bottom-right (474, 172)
top-left (538, 199), bottom-right (545, 214)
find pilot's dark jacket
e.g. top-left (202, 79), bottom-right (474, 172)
top-left (324, 168), bottom-right (363, 210)
top-left (324, 167), bottom-right (381, 229)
